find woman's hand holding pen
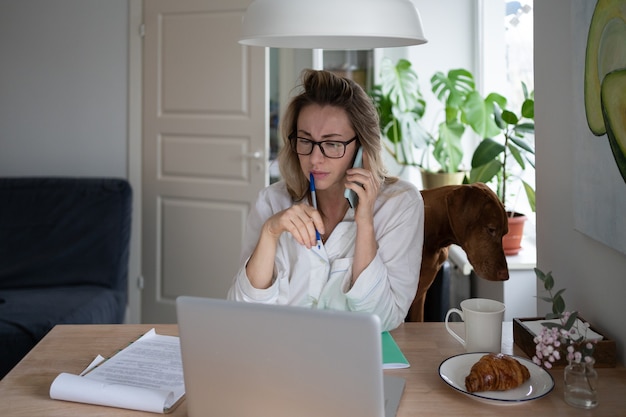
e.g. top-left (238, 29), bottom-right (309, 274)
top-left (247, 204), bottom-right (324, 289)
top-left (262, 205), bottom-right (325, 249)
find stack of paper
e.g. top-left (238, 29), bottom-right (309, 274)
top-left (50, 329), bottom-right (185, 414)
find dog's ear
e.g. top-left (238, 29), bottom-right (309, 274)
top-left (445, 184), bottom-right (485, 244)
top-left (471, 182), bottom-right (509, 236)
top-left (447, 183), bottom-right (509, 244)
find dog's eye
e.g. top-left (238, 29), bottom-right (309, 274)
top-left (487, 227), bottom-right (496, 237)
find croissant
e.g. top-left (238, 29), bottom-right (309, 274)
top-left (465, 353), bottom-right (531, 393)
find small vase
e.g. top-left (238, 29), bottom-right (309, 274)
top-left (563, 359), bottom-right (598, 409)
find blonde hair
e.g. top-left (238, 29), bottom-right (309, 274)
top-left (278, 69), bottom-right (395, 201)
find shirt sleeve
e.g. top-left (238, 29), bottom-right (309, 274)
top-left (227, 254), bottom-right (280, 302)
top-left (227, 186), bottom-right (282, 302)
top-left (345, 182), bottom-right (424, 331)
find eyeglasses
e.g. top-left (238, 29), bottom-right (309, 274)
top-left (290, 135), bottom-right (358, 159)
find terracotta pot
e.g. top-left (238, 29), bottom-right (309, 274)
top-left (503, 212), bottom-right (527, 255)
top-left (420, 169), bottom-right (467, 189)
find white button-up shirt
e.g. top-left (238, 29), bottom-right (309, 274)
top-left (227, 179), bottom-right (424, 331)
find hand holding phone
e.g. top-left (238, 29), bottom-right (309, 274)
top-left (344, 147), bottom-right (363, 209)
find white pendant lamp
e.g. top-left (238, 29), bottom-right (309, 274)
top-left (239, 0), bottom-right (427, 50)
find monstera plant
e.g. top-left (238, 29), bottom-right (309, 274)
top-left (370, 58), bottom-right (506, 188)
top-left (369, 58), bottom-right (427, 167)
top-left (423, 68), bottom-right (506, 175)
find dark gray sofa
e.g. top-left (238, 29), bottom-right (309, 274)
top-left (0, 177), bottom-right (132, 379)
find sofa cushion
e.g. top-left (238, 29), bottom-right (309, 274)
top-left (0, 285), bottom-right (125, 378)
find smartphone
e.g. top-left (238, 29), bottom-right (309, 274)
top-left (344, 147), bottom-right (363, 209)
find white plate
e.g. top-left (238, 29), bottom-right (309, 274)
top-left (438, 353), bottom-right (554, 405)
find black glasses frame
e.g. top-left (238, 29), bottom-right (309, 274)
top-left (289, 135), bottom-right (358, 159)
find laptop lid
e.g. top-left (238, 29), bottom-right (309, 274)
top-left (176, 297), bottom-right (400, 417)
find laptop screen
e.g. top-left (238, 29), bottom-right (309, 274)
top-left (176, 297), bottom-right (396, 417)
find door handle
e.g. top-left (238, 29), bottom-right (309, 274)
top-left (243, 151), bottom-right (263, 160)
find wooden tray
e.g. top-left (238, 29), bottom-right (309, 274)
top-left (513, 317), bottom-right (617, 368)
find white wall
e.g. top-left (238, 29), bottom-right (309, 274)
top-left (0, 0), bottom-right (142, 324)
top-left (404, 0), bottom-right (477, 88)
top-left (0, 0), bottom-right (128, 177)
top-left (535, 0), bottom-right (626, 363)
top-left (379, 1), bottom-right (476, 147)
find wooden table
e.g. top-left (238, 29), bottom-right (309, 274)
top-left (1, 323), bottom-right (624, 416)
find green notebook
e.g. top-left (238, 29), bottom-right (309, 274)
top-left (382, 331), bottom-right (410, 369)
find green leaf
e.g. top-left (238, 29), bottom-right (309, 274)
top-left (430, 68), bottom-right (475, 108)
top-left (521, 98), bottom-right (534, 119)
top-left (514, 122), bottom-right (535, 135)
top-left (492, 102), bottom-right (506, 130)
top-left (374, 58), bottom-right (429, 165)
top-left (508, 143), bottom-right (526, 170)
top-left (444, 106), bottom-right (460, 124)
top-left (381, 58), bottom-right (421, 113)
top-left (509, 136), bottom-right (535, 154)
top-left (523, 180), bottom-right (536, 212)
top-left (544, 271), bottom-right (555, 290)
top-left (482, 93), bottom-right (507, 138)
top-left (501, 110), bottom-right (519, 125)
top-left (433, 121), bottom-right (464, 172)
top-left (522, 82), bottom-right (530, 99)
top-left (534, 268), bottom-right (547, 282)
top-left (448, 68), bottom-right (475, 90)
top-left (485, 92), bottom-right (508, 109)
top-left (553, 294), bottom-right (566, 315)
top-left (462, 91), bottom-right (490, 136)
top-left (469, 160), bottom-right (501, 183)
top-left (471, 138), bottom-right (504, 167)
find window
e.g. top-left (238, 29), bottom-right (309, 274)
top-left (505, 1), bottom-right (534, 218)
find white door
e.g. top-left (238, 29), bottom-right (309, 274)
top-left (142, 0), bottom-right (268, 323)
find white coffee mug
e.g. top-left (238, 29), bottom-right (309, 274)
top-left (444, 298), bottom-right (505, 353)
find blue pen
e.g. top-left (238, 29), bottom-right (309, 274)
top-left (309, 173), bottom-right (322, 248)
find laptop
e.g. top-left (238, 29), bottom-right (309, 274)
top-left (176, 296), bottom-right (405, 417)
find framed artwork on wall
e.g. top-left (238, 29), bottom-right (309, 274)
top-left (572, 0), bottom-right (626, 255)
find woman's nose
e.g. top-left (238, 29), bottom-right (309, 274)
top-left (310, 143), bottom-right (325, 162)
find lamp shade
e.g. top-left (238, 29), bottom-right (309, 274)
top-left (239, 0), bottom-right (427, 50)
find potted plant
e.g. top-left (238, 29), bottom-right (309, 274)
top-left (469, 83), bottom-right (535, 255)
top-left (419, 68), bottom-right (505, 188)
top-left (370, 58), bottom-right (506, 189)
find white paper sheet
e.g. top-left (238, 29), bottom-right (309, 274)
top-left (523, 318), bottom-right (604, 341)
top-left (50, 329), bottom-right (185, 413)
top-left (50, 373), bottom-right (175, 413)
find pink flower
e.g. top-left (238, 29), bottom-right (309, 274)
top-left (533, 312), bottom-right (596, 368)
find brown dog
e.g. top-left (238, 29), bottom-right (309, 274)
top-left (406, 183), bottom-right (510, 322)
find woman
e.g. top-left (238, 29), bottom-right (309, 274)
top-left (228, 69), bottom-right (423, 330)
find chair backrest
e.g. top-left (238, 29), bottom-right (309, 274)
top-left (0, 177), bottom-right (132, 294)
